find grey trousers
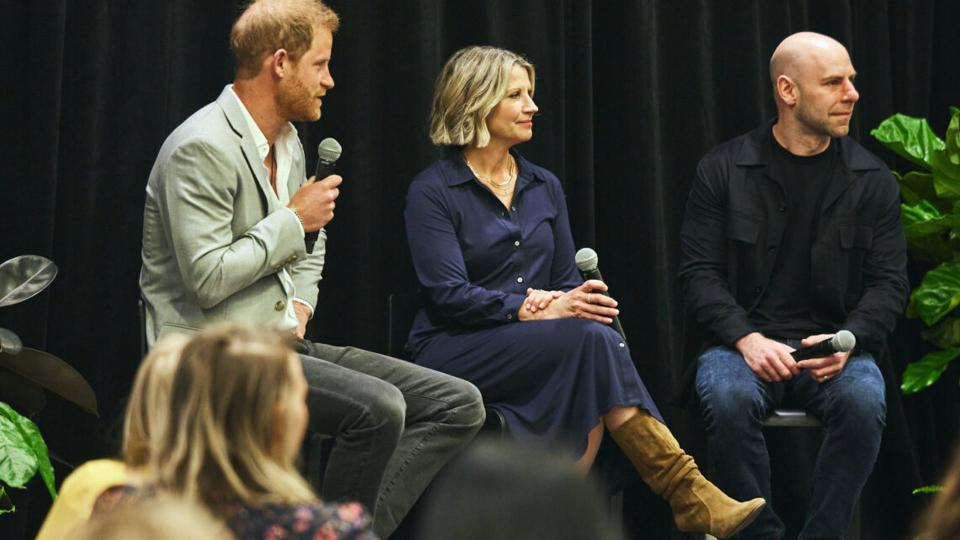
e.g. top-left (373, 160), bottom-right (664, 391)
top-left (298, 341), bottom-right (485, 538)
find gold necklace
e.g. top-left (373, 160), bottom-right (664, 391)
top-left (465, 154), bottom-right (516, 196)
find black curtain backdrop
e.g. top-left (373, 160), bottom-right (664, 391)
top-left (2, 1), bottom-right (959, 538)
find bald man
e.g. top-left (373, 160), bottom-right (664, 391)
top-left (679, 32), bottom-right (908, 539)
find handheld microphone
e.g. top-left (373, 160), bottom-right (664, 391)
top-left (574, 248), bottom-right (626, 342)
top-left (791, 330), bottom-right (856, 360)
top-left (306, 138), bottom-right (342, 252)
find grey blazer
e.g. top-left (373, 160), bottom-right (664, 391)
top-left (139, 86), bottom-right (326, 344)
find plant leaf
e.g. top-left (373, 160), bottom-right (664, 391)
top-left (910, 261), bottom-right (960, 325)
top-left (871, 113), bottom-right (945, 169)
top-left (0, 485), bottom-right (14, 514)
top-left (902, 200), bottom-right (951, 239)
top-left (901, 348), bottom-right (960, 394)
top-left (898, 171), bottom-right (943, 208)
top-left (0, 348), bottom-right (98, 416)
top-left (0, 408), bottom-right (38, 488)
top-left (0, 329), bottom-right (21, 355)
top-left (923, 315), bottom-right (960, 348)
top-left (932, 107), bottom-right (960, 183)
top-left (0, 256), bottom-right (58, 308)
top-left (0, 403), bottom-right (55, 499)
top-left (912, 485), bottom-right (943, 494)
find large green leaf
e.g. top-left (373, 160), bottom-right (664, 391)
top-left (871, 113), bottom-right (945, 170)
top-left (897, 171), bottom-right (942, 208)
top-left (932, 107), bottom-right (960, 183)
top-left (902, 200), bottom-right (951, 239)
top-left (923, 315), bottom-right (960, 348)
top-left (901, 348), bottom-right (960, 394)
top-left (910, 261), bottom-right (960, 325)
top-left (0, 403), bottom-right (55, 499)
top-left (0, 411), bottom-right (37, 489)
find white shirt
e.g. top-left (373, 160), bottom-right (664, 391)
top-left (229, 85), bottom-right (312, 330)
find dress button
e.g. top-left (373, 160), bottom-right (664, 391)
top-left (767, 245), bottom-right (776, 253)
top-left (274, 300), bottom-right (285, 311)
top-left (753, 286), bottom-right (762, 294)
top-left (517, 276), bottom-right (524, 284)
top-left (514, 240), bottom-right (520, 247)
top-left (778, 205), bottom-right (786, 213)
top-left (507, 313), bottom-right (513, 320)
top-left (511, 206), bottom-right (517, 211)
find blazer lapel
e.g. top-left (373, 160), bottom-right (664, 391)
top-left (215, 86), bottom-right (277, 212)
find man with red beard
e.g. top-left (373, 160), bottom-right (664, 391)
top-left (138, 1), bottom-right (484, 537)
top-left (679, 32), bottom-right (908, 539)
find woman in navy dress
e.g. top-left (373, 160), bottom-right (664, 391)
top-left (405, 46), bottom-right (764, 538)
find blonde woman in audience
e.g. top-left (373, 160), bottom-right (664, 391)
top-left (36, 334), bottom-right (189, 540)
top-left (94, 324), bottom-right (375, 540)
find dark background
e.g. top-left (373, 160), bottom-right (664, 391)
top-left (2, 1), bottom-right (959, 538)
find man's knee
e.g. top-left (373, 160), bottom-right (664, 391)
top-left (696, 349), bottom-right (766, 424)
top-left (361, 383), bottom-right (407, 433)
top-left (831, 362), bottom-right (886, 429)
top-left (433, 375), bottom-right (486, 431)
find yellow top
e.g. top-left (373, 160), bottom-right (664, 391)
top-left (35, 459), bottom-right (129, 540)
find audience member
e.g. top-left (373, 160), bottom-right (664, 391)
top-left (94, 324), bottom-right (376, 540)
top-left (419, 437), bottom-right (624, 540)
top-left (35, 334), bottom-right (189, 540)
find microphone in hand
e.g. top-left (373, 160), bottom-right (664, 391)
top-left (791, 330), bottom-right (856, 361)
top-left (574, 247), bottom-right (627, 342)
top-left (305, 137), bottom-right (342, 252)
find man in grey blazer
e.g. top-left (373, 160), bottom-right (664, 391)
top-left (139, 1), bottom-right (484, 537)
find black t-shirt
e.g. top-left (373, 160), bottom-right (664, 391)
top-left (750, 130), bottom-right (837, 339)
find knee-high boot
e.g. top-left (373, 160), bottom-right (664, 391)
top-left (611, 411), bottom-right (765, 539)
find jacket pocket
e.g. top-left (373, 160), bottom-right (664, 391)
top-left (725, 213), bottom-right (759, 244)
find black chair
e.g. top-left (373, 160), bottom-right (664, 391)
top-left (386, 292), bottom-right (506, 437)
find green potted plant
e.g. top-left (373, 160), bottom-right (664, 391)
top-left (871, 106), bottom-right (960, 395)
top-left (0, 255), bottom-right (98, 513)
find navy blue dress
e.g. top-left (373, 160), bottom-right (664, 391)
top-left (404, 152), bottom-right (661, 455)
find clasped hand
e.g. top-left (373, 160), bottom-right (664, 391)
top-left (735, 332), bottom-right (850, 383)
top-left (518, 280), bottom-right (619, 324)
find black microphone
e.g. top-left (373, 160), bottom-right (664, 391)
top-left (306, 138), bottom-right (342, 253)
top-left (791, 330), bottom-right (856, 360)
top-left (574, 248), bottom-right (626, 342)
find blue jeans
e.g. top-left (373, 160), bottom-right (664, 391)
top-left (695, 344), bottom-right (886, 540)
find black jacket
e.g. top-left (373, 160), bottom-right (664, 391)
top-left (679, 122), bottom-right (909, 355)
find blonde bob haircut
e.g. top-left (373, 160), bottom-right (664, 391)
top-left (122, 333), bottom-right (190, 468)
top-left (430, 46), bottom-right (535, 148)
top-left (148, 324), bottom-right (315, 510)
top-left (230, 0), bottom-right (340, 77)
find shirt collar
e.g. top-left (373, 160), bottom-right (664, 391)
top-left (441, 149), bottom-right (544, 188)
top-left (228, 85), bottom-right (298, 161)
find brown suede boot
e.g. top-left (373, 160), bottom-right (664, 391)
top-left (611, 411), bottom-right (766, 539)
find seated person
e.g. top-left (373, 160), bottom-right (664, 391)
top-left (403, 45), bottom-right (764, 538)
top-left (679, 32), bottom-right (908, 539)
top-left (36, 334), bottom-right (189, 540)
top-left (93, 324), bottom-right (376, 540)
